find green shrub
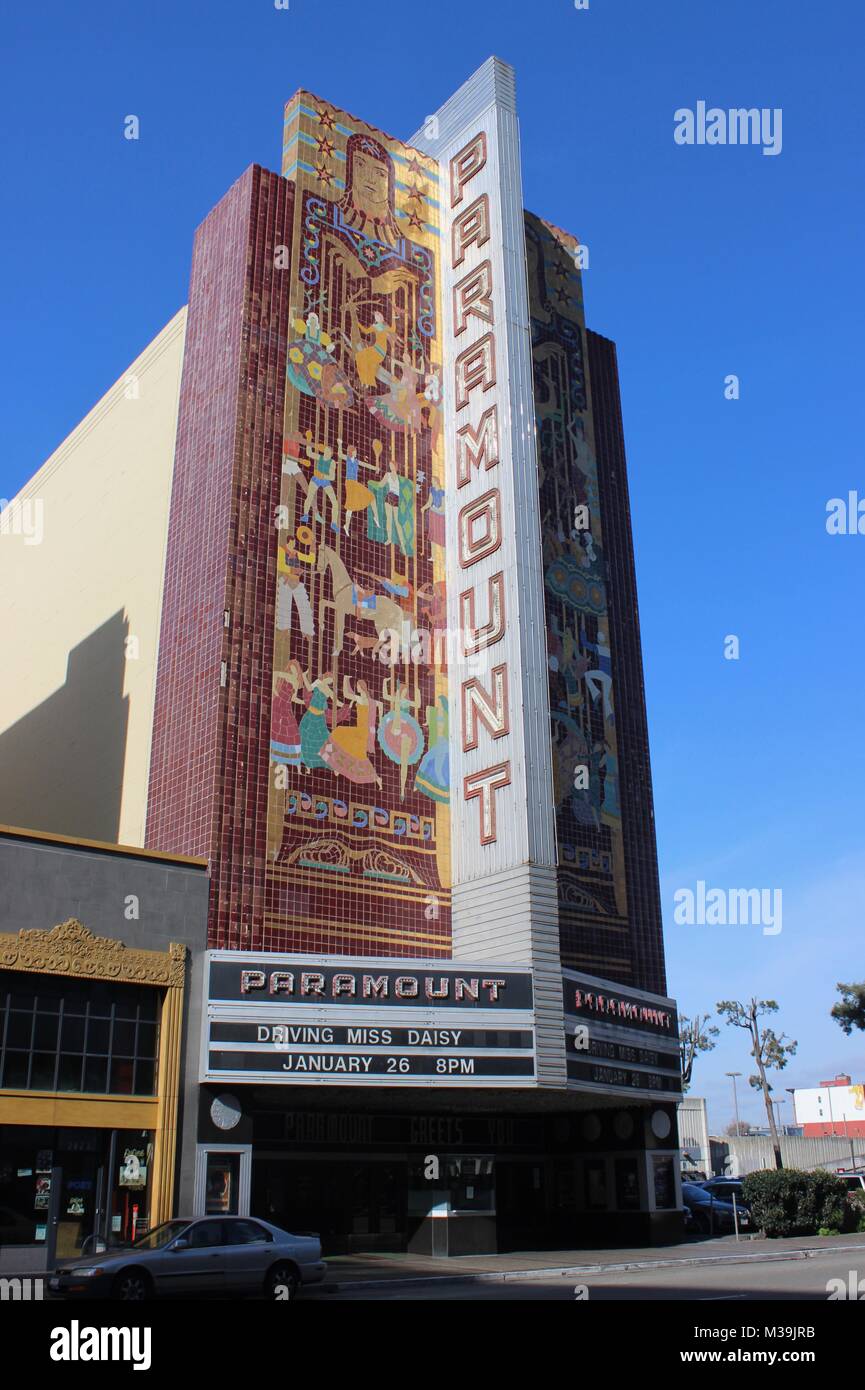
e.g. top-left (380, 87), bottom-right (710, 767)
top-left (741, 1169), bottom-right (848, 1237)
top-left (845, 1190), bottom-right (865, 1234)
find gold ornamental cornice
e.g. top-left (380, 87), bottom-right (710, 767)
top-left (0, 919), bottom-right (186, 989)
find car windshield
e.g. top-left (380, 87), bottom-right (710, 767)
top-left (131, 1220), bottom-right (192, 1250)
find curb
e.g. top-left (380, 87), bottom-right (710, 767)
top-left (315, 1241), bottom-right (865, 1293)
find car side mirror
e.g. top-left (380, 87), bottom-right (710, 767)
top-left (171, 1238), bottom-right (190, 1251)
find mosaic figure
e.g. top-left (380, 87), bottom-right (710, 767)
top-left (287, 312), bottom-right (354, 409)
top-left (339, 438), bottom-right (376, 536)
top-left (350, 306), bottom-right (396, 388)
top-left (276, 534), bottom-right (315, 670)
top-left (422, 474), bottom-right (446, 559)
top-left (302, 431), bottom-right (340, 532)
top-left (415, 695), bottom-right (449, 804)
top-left (270, 662), bottom-right (310, 772)
top-left (320, 677), bottom-right (382, 787)
top-left (378, 675), bottom-right (424, 800)
top-left (299, 672), bottom-right (336, 770)
top-left (338, 133), bottom-right (401, 247)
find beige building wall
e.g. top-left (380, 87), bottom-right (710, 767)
top-left (0, 308), bottom-right (187, 846)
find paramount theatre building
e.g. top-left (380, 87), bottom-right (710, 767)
top-left (3, 58), bottom-right (681, 1255)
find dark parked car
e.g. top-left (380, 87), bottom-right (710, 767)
top-left (682, 1182), bottom-right (750, 1234)
top-left (701, 1176), bottom-right (747, 1202)
top-left (49, 1216), bottom-right (326, 1300)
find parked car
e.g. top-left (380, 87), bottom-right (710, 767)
top-left (836, 1171), bottom-right (865, 1195)
top-left (700, 1176), bottom-right (747, 1202)
top-left (48, 1216), bottom-right (326, 1300)
top-left (681, 1182), bottom-right (750, 1235)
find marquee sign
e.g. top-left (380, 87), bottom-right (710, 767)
top-left (562, 968), bottom-right (682, 1100)
top-left (203, 950), bottom-right (536, 1087)
top-left (562, 973), bottom-right (679, 1036)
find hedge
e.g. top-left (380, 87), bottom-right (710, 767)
top-left (740, 1168), bottom-right (848, 1237)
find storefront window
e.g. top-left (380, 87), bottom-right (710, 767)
top-left (406, 1154), bottom-right (496, 1218)
top-left (447, 1156), bottom-right (495, 1214)
top-left (0, 972), bottom-right (160, 1096)
top-left (0, 1126), bottom-right (154, 1251)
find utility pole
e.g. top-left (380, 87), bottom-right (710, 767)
top-left (727, 1071), bottom-right (742, 1134)
top-left (786, 1086), bottom-right (797, 1138)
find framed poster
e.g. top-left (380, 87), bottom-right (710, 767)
top-left (652, 1154), bottom-right (676, 1209)
top-left (584, 1160), bottom-right (608, 1211)
top-left (615, 1158), bottom-right (640, 1210)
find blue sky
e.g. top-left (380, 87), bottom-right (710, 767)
top-left (2, 0), bottom-right (863, 1131)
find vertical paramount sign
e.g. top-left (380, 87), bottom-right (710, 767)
top-left (413, 58), bottom-right (566, 1085)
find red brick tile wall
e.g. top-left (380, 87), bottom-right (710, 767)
top-left (146, 165), bottom-right (294, 949)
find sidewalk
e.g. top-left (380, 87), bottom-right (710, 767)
top-left (311, 1231), bottom-right (865, 1292)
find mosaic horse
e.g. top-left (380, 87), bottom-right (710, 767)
top-left (316, 544), bottom-right (406, 656)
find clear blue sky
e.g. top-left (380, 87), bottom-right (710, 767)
top-left (2, 0), bottom-right (863, 1131)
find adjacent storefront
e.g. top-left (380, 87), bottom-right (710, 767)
top-left (0, 826), bottom-right (208, 1271)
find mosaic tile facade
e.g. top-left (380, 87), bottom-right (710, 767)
top-left (526, 213), bottom-right (664, 993)
top-left (146, 81), bottom-right (665, 993)
top-left (147, 167), bottom-right (294, 950)
top-left (587, 328), bottom-right (666, 994)
top-left (265, 94), bottom-right (450, 958)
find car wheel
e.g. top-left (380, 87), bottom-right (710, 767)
top-left (265, 1262), bottom-right (300, 1300)
top-left (112, 1268), bottom-right (153, 1301)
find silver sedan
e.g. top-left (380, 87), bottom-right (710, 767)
top-left (49, 1216), bottom-right (326, 1300)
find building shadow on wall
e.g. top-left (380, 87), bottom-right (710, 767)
top-left (0, 611), bottom-right (130, 843)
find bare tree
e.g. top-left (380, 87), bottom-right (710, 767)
top-left (679, 1012), bottom-right (719, 1093)
top-left (724, 1120), bottom-right (754, 1137)
top-left (717, 998), bottom-right (797, 1170)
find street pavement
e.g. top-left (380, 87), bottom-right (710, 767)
top-left (307, 1232), bottom-right (865, 1301)
top-left (321, 1248), bottom-right (865, 1300)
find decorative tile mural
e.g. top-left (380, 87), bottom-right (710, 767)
top-left (265, 94), bottom-right (450, 957)
top-left (525, 214), bottom-right (630, 979)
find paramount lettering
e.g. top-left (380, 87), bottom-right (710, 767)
top-left (448, 129), bottom-right (513, 847)
top-left (240, 970), bottom-right (510, 1003)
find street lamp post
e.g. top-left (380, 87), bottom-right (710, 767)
top-left (727, 1072), bottom-right (742, 1134)
top-left (786, 1087), bottom-right (796, 1138)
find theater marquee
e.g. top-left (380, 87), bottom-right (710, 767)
top-left (562, 969), bottom-right (682, 1100)
top-left (202, 951), bottom-right (536, 1087)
